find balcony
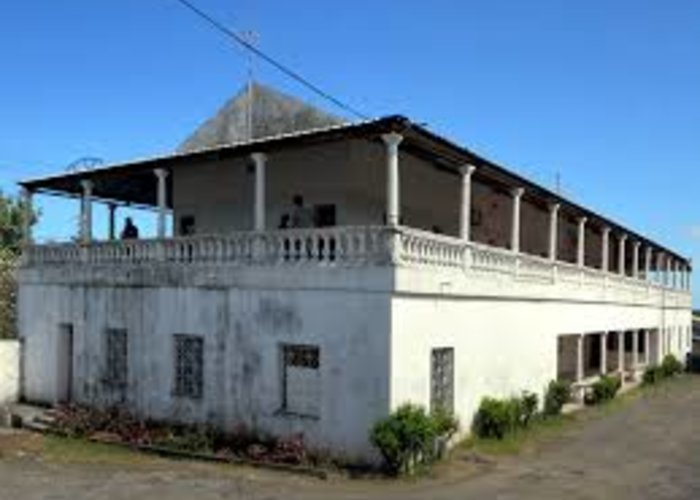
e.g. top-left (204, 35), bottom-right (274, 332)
top-left (20, 225), bottom-right (691, 308)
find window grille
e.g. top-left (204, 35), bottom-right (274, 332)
top-left (431, 347), bottom-right (454, 413)
top-left (281, 344), bottom-right (320, 417)
top-left (105, 329), bottom-right (128, 388)
top-left (174, 334), bottom-right (204, 399)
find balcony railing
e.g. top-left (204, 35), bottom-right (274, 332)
top-left (22, 225), bottom-right (690, 300)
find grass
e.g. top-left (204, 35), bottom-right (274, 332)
top-left (457, 412), bottom-right (575, 456)
top-left (455, 374), bottom-right (693, 459)
top-left (39, 435), bottom-right (163, 466)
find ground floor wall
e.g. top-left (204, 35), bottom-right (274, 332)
top-left (18, 283), bottom-right (391, 461)
top-left (389, 295), bottom-right (691, 439)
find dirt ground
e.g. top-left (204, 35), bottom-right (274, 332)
top-left (2, 376), bottom-right (700, 500)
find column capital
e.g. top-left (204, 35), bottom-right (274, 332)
top-left (511, 186), bottom-right (525, 198)
top-left (80, 178), bottom-right (94, 193)
top-left (459, 164), bottom-right (477, 177)
top-left (250, 152), bottom-right (267, 164)
top-left (381, 132), bottom-right (403, 149)
top-left (578, 216), bottom-right (587, 225)
top-left (619, 233), bottom-right (628, 242)
top-left (548, 202), bottom-right (560, 214)
top-left (154, 167), bottom-right (169, 179)
top-left (602, 226), bottom-right (611, 236)
top-left (633, 240), bottom-right (640, 249)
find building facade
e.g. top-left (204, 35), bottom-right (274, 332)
top-left (17, 114), bottom-right (692, 462)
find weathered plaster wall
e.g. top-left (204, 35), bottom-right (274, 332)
top-left (0, 340), bottom-right (19, 404)
top-left (19, 280), bottom-right (392, 460)
top-left (389, 265), bottom-right (692, 441)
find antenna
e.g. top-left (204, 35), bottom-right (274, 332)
top-left (239, 29), bottom-right (259, 141)
top-left (555, 171), bottom-right (561, 196)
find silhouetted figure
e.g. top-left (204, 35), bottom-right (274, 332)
top-left (121, 217), bottom-right (139, 240)
top-left (289, 195), bottom-right (314, 228)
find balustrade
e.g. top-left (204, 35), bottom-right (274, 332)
top-left (22, 225), bottom-right (690, 303)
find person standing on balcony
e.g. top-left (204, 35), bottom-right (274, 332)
top-left (120, 217), bottom-right (139, 240)
top-left (289, 195), bottom-right (314, 229)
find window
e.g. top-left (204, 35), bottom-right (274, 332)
top-left (431, 348), bottom-right (454, 413)
top-left (105, 328), bottom-right (128, 388)
top-left (281, 344), bottom-right (320, 417)
top-left (174, 335), bottom-right (204, 399)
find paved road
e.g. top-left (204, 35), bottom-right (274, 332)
top-left (2, 377), bottom-right (700, 500)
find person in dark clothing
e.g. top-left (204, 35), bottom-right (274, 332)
top-left (120, 217), bottom-right (139, 240)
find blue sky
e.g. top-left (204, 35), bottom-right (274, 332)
top-left (1, 1), bottom-right (699, 299)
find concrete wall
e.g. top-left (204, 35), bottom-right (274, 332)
top-left (389, 264), bottom-right (692, 441)
top-left (0, 339), bottom-right (19, 404)
top-left (19, 278), bottom-right (391, 461)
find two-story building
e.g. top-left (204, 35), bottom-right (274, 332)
top-left (16, 85), bottom-right (692, 461)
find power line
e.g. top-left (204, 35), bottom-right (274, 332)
top-left (169, 0), bottom-right (370, 120)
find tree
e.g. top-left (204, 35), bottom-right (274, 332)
top-left (0, 191), bottom-right (31, 254)
top-left (0, 190), bottom-right (36, 338)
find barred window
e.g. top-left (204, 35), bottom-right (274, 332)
top-left (431, 347), bottom-right (454, 413)
top-left (174, 335), bottom-right (204, 399)
top-left (281, 344), bottom-right (320, 417)
top-left (105, 329), bottom-right (128, 388)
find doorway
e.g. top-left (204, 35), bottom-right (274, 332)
top-left (56, 324), bottom-right (74, 404)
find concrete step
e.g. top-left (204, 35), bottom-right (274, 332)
top-left (22, 420), bottom-right (51, 433)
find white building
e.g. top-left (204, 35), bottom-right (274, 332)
top-left (16, 86), bottom-right (692, 462)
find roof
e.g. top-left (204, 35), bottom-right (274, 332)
top-left (20, 114), bottom-right (690, 265)
top-left (177, 82), bottom-right (346, 154)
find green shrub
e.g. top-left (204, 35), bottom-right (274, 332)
top-left (587, 374), bottom-right (621, 405)
top-left (519, 391), bottom-right (539, 427)
top-left (431, 406), bottom-right (460, 441)
top-left (642, 365), bottom-right (663, 385)
top-left (660, 354), bottom-right (683, 378)
top-left (543, 380), bottom-right (571, 416)
top-left (473, 397), bottom-right (520, 439)
top-left (369, 404), bottom-right (437, 475)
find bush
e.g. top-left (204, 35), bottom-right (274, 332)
top-left (431, 406), bottom-right (459, 441)
top-left (642, 365), bottom-right (664, 385)
top-left (543, 380), bottom-right (571, 416)
top-left (519, 391), bottom-right (539, 427)
top-left (473, 397), bottom-right (520, 439)
top-left (660, 354), bottom-right (683, 378)
top-left (369, 404), bottom-right (461, 474)
top-left (369, 404), bottom-right (437, 475)
top-left (587, 374), bottom-right (621, 405)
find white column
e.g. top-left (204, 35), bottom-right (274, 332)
top-left (80, 179), bottom-right (94, 244)
top-left (577, 216), bottom-right (587, 267)
top-left (672, 260), bottom-right (679, 289)
top-left (618, 331), bottom-right (625, 378)
top-left (548, 203), bottom-right (559, 261)
top-left (459, 165), bottom-right (477, 241)
top-left (576, 334), bottom-right (584, 382)
top-left (600, 332), bottom-right (607, 375)
top-left (601, 226), bottom-right (610, 272)
top-left (644, 247), bottom-right (652, 282)
top-left (382, 132), bottom-right (403, 226)
top-left (631, 241), bottom-right (640, 279)
top-left (645, 329), bottom-right (651, 365)
top-left (511, 187), bottom-right (524, 252)
top-left (618, 234), bottom-right (627, 276)
top-left (632, 330), bottom-right (639, 371)
top-left (20, 187), bottom-right (33, 246)
top-left (154, 168), bottom-right (169, 238)
top-left (250, 153), bottom-right (267, 231)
